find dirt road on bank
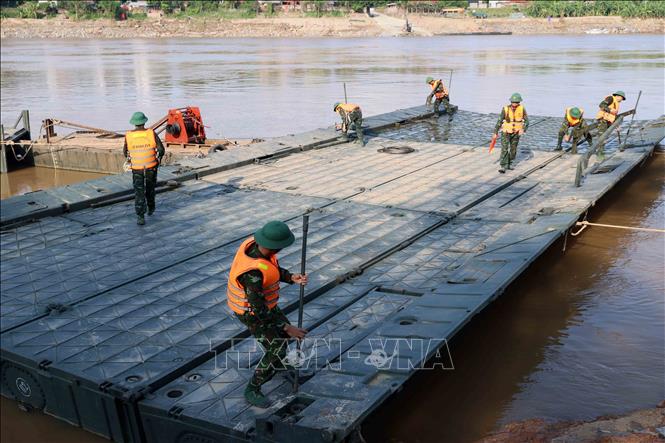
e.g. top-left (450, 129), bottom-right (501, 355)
top-left (1, 14), bottom-right (662, 39)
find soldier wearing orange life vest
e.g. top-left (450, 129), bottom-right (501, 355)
top-left (425, 76), bottom-right (456, 115)
top-left (123, 112), bottom-right (165, 225)
top-left (227, 221), bottom-right (308, 408)
top-left (595, 91), bottom-right (625, 158)
top-left (334, 102), bottom-right (365, 146)
top-left (494, 93), bottom-right (529, 173)
top-left (556, 107), bottom-right (592, 154)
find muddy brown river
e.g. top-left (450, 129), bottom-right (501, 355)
top-left (0, 35), bottom-right (664, 442)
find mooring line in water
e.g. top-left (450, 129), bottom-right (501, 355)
top-left (571, 220), bottom-right (665, 236)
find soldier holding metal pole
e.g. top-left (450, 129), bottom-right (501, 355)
top-left (226, 221), bottom-right (308, 408)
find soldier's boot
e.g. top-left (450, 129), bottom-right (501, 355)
top-left (554, 144), bottom-right (563, 151)
top-left (137, 215), bottom-right (145, 225)
top-left (147, 207), bottom-right (155, 216)
top-left (244, 382), bottom-right (269, 408)
top-left (498, 168), bottom-right (506, 174)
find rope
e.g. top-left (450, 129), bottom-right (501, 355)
top-left (2, 122), bottom-right (44, 161)
top-left (575, 221), bottom-right (665, 233)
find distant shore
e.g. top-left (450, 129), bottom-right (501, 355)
top-left (1, 14), bottom-right (663, 39)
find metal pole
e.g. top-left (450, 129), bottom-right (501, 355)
top-left (344, 83), bottom-right (348, 104)
top-left (448, 69), bottom-right (453, 93)
top-left (293, 214), bottom-right (309, 393)
top-left (575, 114), bottom-right (624, 187)
top-left (0, 125), bottom-right (7, 174)
top-left (23, 110), bottom-right (30, 137)
top-left (620, 90), bottom-right (642, 151)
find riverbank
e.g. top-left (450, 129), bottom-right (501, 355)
top-left (1, 14), bottom-right (663, 39)
top-left (477, 404), bottom-right (665, 443)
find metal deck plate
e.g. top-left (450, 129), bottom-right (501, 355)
top-left (0, 184), bottom-right (329, 332)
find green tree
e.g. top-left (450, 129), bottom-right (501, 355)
top-left (18, 0), bottom-right (38, 18)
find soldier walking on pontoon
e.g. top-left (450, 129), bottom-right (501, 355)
top-left (227, 221), bottom-right (308, 408)
top-left (426, 76), bottom-right (457, 116)
top-left (123, 111), bottom-right (165, 225)
top-left (494, 93), bottom-right (529, 173)
top-left (334, 102), bottom-right (365, 146)
top-left (556, 107), bottom-right (592, 154)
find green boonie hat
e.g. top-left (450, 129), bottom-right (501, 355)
top-left (426, 76), bottom-right (434, 84)
top-left (129, 111), bottom-right (148, 126)
top-left (570, 107), bottom-right (582, 118)
top-left (613, 90), bottom-right (626, 99)
top-left (510, 93), bottom-right (522, 103)
top-left (333, 102), bottom-right (341, 111)
top-left (254, 221), bottom-right (295, 250)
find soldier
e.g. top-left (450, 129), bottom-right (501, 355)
top-left (227, 221), bottom-right (308, 408)
top-left (334, 102), bottom-right (365, 146)
top-left (494, 93), bottom-right (529, 173)
top-left (425, 76), bottom-right (456, 115)
top-left (556, 107), bottom-right (592, 154)
top-left (123, 112), bottom-right (165, 225)
top-left (595, 90), bottom-right (626, 158)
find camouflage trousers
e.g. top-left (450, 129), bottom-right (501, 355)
top-left (132, 167), bottom-right (157, 216)
top-left (343, 110), bottom-right (364, 144)
top-left (596, 119), bottom-right (611, 156)
top-left (500, 133), bottom-right (520, 169)
top-left (237, 309), bottom-right (290, 388)
top-left (433, 96), bottom-right (454, 115)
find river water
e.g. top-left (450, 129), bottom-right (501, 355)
top-left (0, 35), bottom-right (664, 442)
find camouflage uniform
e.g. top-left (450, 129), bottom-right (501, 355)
top-left (557, 118), bottom-right (592, 154)
top-left (427, 80), bottom-right (454, 115)
top-left (338, 108), bottom-right (364, 145)
top-left (236, 243), bottom-right (293, 388)
top-left (595, 95), bottom-right (616, 157)
top-left (123, 132), bottom-right (165, 217)
top-left (494, 107), bottom-right (529, 170)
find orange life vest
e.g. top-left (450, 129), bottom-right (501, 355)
top-left (227, 237), bottom-right (281, 315)
top-left (501, 105), bottom-right (525, 134)
top-left (125, 129), bottom-right (158, 170)
top-left (596, 95), bottom-right (620, 123)
top-left (565, 107), bottom-right (584, 127)
top-left (337, 103), bottom-right (360, 113)
top-left (430, 80), bottom-right (449, 99)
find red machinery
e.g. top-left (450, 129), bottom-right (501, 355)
top-left (164, 107), bottom-right (206, 144)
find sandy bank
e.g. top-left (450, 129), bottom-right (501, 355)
top-left (1, 14), bottom-right (663, 39)
top-left (0, 14), bottom-right (382, 39)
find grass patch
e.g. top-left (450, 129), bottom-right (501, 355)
top-left (524, 0), bottom-right (665, 18)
